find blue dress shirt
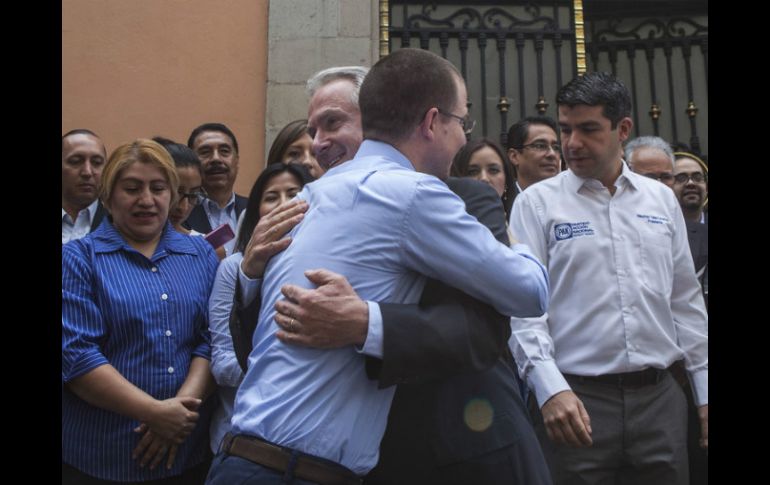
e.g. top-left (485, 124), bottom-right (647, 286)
top-left (230, 140), bottom-right (548, 475)
top-left (62, 220), bottom-right (219, 481)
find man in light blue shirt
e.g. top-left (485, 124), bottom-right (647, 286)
top-left (206, 49), bottom-right (549, 484)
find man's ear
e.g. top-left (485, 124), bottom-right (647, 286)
top-left (419, 107), bottom-right (440, 141)
top-left (507, 147), bottom-right (520, 169)
top-left (617, 116), bottom-right (633, 142)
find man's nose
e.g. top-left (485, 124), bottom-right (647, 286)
top-left (564, 133), bottom-right (583, 152)
top-left (81, 161), bottom-right (94, 177)
top-left (312, 131), bottom-right (329, 157)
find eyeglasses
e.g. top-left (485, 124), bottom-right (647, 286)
top-left (674, 172), bottom-right (706, 184)
top-left (179, 190), bottom-right (207, 206)
top-left (515, 141), bottom-right (561, 154)
top-left (642, 172), bottom-right (675, 184)
top-left (437, 108), bottom-right (476, 135)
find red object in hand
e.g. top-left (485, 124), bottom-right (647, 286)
top-left (204, 223), bottom-right (235, 249)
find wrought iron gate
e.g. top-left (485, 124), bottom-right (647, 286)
top-left (385, 0), bottom-right (577, 148)
top-left (381, 1), bottom-right (708, 160)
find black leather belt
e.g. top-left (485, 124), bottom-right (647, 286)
top-left (222, 433), bottom-right (361, 485)
top-left (564, 366), bottom-right (670, 389)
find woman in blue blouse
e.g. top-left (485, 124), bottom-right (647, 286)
top-left (62, 139), bottom-right (219, 484)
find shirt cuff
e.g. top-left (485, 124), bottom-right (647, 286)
top-left (192, 342), bottom-right (212, 360)
top-left (63, 348), bottom-right (109, 383)
top-left (357, 301), bottom-right (383, 358)
top-left (688, 368), bottom-right (708, 406)
top-left (237, 264), bottom-right (262, 306)
top-left (528, 360), bottom-right (572, 408)
top-left (223, 238), bottom-right (236, 258)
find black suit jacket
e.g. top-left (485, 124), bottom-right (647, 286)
top-left (685, 219), bottom-right (708, 308)
top-left (365, 178), bottom-right (548, 484)
top-left (184, 194), bottom-right (248, 234)
top-left (90, 200), bottom-right (107, 232)
top-left (364, 178), bottom-right (510, 387)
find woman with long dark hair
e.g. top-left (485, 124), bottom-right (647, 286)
top-left (451, 138), bottom-right (516, 219)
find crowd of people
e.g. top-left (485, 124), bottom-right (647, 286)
top-left (63, 48), bottom-right (708, 485)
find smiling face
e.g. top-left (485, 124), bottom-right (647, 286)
top-left (307, 79), bottom-right (364, 171)
top-left (507, 123), bottom-right (561, 190)
top-left (191, 130), bottom-right (239, 193)
top-left (559, 104), bottom-right (631, 187)
top-left (282, 133), bottom-right (322, 179)
top-left (62, 133), bottom-right (107, 212)
top-left (673, 156), bottom-right (708, 213)
top-left (106, 162), bottom-right (171, 247)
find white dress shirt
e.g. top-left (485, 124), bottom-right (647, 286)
top-left (62, 199), bottom-right (99, 244)
top-left (509, 162), bottom-right (708, 408)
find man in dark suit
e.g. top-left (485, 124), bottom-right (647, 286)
top-left (364, 177), bottom-right (552, 485)
top-left (185, 123), bottom-right (248, 235)
top-left (231, 64), bottom-right (551, 484)
top-left (62, 129), bottom-right (108, 244)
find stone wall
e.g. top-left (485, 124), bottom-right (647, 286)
top-left (265, 0), bottom-right (379, 163)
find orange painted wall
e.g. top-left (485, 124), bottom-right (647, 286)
top-left (62, 0), bottom-right (269, 196)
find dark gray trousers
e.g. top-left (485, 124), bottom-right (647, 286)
top-left (530, 371), bottom-right (689, 485)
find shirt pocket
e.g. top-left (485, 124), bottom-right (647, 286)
top-left (639, 230), bottom-right (673, 296)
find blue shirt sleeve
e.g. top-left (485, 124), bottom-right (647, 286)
top-left (62, 241), bottom-right (110, 382)
top-left (208, 253), bottom-right (245, 387)
top-left (400, 177), bottom-right (549, 318)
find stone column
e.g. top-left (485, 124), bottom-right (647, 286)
top-left (265, 0), bottom-right (379, 165)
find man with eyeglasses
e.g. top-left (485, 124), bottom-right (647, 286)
top-left (505, 116), bottom-right (562, 214)
top-left (207, 49), bottom-right (552, 485)
top-left (673, 153), bottom-right (708, 224)
top-left (509, 72), bottom-right (707, 485)
top-left (626, 138), bottom-right (708, 484)
top-left (624, 135), bottom-right (677, 187)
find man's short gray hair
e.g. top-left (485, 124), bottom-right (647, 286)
top-left (625, 136), bottom-right (675, 169)
top-left (306, 66), bottom-right (369, 106)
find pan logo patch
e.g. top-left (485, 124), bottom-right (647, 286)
top-left (554, 222), bottom-right (594, 241)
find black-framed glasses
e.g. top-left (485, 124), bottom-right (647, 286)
top-left (515, 141), bottom-right (561, 154)
top-left (179, 189), bottom-right (207, 206)
top-left (674, 172), bottom-right (706, 184)
top-left (642, 172), bottom-right (675, 184)
top-left (437, 108), bottom-right (476, 135)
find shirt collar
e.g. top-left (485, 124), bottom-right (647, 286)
top-left (91, 218), bottom-right (199, 257)
top-left (204, 192), bottom-right (236, 212)
top-left (326, 140), bottom-right (416, 176)
top-left (564, 158), bottom-right (639, 193)
top-left (61, 199), bottom-right (100, 223)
